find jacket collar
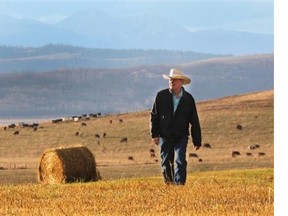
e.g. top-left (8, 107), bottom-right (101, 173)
top-left (169, 87), bottom-right (186, 97)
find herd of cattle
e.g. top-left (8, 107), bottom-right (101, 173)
top-left (51, 113), bottom-right (102, 124)
top-left (2, 112), bottom-right (128, 143)
top-left (2, 119), bottom-right (267, 163)
top-left (128, 141), bottom-right (266, 164)
top-left (3, 122), bottom-right (39, 135)
top-left (232, 144), bottom-right (266, 157)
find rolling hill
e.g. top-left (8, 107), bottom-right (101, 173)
top-left (0, 45), bottom-right (228, 73)
top-left (0, 53), bottom-right (273, 118)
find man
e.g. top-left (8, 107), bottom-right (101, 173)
top-left (150, 68), bottom-right (202, 185)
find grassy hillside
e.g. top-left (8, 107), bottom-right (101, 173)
top-left (0, 168), bottom-right (273, 215)
top-left (0, 90), bottom-right (273, 184)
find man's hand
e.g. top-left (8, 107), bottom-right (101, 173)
top-left (152, 137), bottom-right (159, 145)
top-left (194, 146), bottom-right (201, 151)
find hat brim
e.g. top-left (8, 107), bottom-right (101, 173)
top-left (163, 74), bottom-right (191, 85)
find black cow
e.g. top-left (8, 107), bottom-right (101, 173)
top-left (149, 149), bottom-right (155, 153)
top-left (8, 124), bottom-right (16, 129)
top-left (52, 119), bottom-right (62, 123)
top-left (236, 124), bottom-right (243, 130)
top-left (120, 137), bottom-right (128, 143)
top-left (189, 153), bottom-right (198, 158)
top-left (232, 151), bottom-right (241, 157)
top-left (32, 123), bottom-right (39, 128)
top-left (203, 143), bottom-right (212, 148)
top-left (258, 152), bottom-right (266, 156)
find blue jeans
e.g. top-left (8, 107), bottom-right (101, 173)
top-left (159, 137), bottom-right (188, 184)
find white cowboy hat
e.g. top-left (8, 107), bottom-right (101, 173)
top-left (163, 68), bottom-right (191, 85)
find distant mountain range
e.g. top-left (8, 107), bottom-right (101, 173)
top-left (0, 54), bottom-right (273, 118)
top-left (0, 9), bottom-right (273, 55)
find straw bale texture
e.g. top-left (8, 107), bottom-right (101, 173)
top-left (38, 145), bottom-right (100, 184)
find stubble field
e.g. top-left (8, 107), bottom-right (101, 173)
top-left (0, 90), bottom-right (274, 215)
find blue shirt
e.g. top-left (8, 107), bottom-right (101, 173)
top-left (172, 88), bottom-right (183, 113)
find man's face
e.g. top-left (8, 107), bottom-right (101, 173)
top-left (169, 78), bottom-right (183, 92)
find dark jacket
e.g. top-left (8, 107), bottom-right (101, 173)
top-left (150, 87), bottom-right (202, 146)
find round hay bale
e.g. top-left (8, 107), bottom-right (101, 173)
top-left (38, 145), bottom-right (100, 184)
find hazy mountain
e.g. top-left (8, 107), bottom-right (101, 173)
top-left (0, 9), bottom-right (273, 55)
top-left (0, 1), bottom-right (273, 34)
top-left (0, 54), bottom-right (273, 118)
top-left (0, 15), bottom-right (93, 47)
